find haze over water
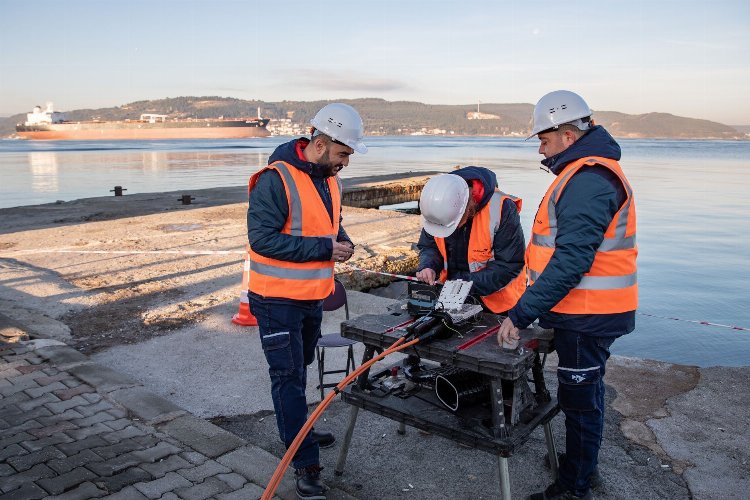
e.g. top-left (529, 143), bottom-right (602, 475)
top-left (1, 136), bottom-right (748, 368)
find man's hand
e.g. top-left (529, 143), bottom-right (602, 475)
top-left (331, 238), bottom-right (354, 263)
top-left (497, 316), bottom-right (520, 347)
top-left (416, 268), bottom-right (437, 285)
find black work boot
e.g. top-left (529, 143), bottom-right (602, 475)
top-left (544, 452), bottom-right (603, 489)
top-left (527, 481), bottom-right (592, 500)
top-left (295, 464), bottom-right (327, 499)
top-left (310, 429), bottom-right (336, 449)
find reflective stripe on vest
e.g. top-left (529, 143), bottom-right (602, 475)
top-left (435, 190), bottom-right (526, 313)
top-left (527, 156), bottom-right (638, 314)
top-left (247, 162), bottom-right (340, 300)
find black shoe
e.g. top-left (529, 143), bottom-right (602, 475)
top-left (544, 453), bottom-right (603, 489)
top-left (527, 481), bottom-right (592, 500)
top-left (310, 429), bottom-right (336, 449)
top-left (295, 464), bottom-right (328, 499)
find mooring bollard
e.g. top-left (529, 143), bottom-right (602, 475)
top-left (110, 186), bottom-right (127, 196)
top-left (178, 194), bottom-right (195, 205)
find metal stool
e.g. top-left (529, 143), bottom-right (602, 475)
top-left (316, 278), bottom-right (358, 400)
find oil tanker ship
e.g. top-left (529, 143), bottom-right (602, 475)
top-left (15, 103), bottom-right (270, 140)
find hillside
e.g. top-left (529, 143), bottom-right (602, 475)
top-left (1, 96), bottom-right (744, 140)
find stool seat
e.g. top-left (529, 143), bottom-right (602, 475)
top-left (317, 334), bottom-right (357, 348)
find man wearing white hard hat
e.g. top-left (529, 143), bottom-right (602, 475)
top-left (498, 91), bottom-right (638, 500)
top-left (416, 166), bottom-right (526, 314)
top-left (246, 103), bottom-right (366, 499)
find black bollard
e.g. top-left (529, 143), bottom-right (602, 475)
top-left (110, 186), bottom-right (127, 196)
top-left (178, 194), bottom-right (195, 205)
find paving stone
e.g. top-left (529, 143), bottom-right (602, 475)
top-left (66, 422), bottom-right (112, 440)
top-left (91, 438), bottom-right (149, 460)
top-left (35, 373), bottom-right (69, 386)
top-left (71, 410), bottom-right (116, 428)
top-left (215, 482), bottom-right (264, 500)
top-left (87, 453), bottom-right (143, 477)
top-left (0, 430), bottom-right (33, 449)
top-left (105, 418), bottom-right (133, 431)
top-left (0, 482), bottom-right (48, 500)
top-left (15, 364), bottom-right (46, 375)
top-left (83, 392), bottom-right (104, 404)
top-left (0, 463), bottom-right (55, 493)
top-left (20, 430), bottom-right (74, 451)
top-left (0, 390), bottom-right (30, 409)
top-left (5, 445), bottom-right (66, 472)
top-left (108, 407), bottom-right (128, 419)
top-left (34, 346), bottom-right (88, 366)
top-left (54, 385), bottom-right (94, 401)
top-left (46, 395), bottom-right (90, 414)
top-left (101, 426), bottom-right (147, 444)
top-left (27, 420), bottom-right (77, 439)
top-left (159, 494), bottom-right (180, 500)
top-left (18, 391), bottom-right (60, 411)
top-left (108, 387), bottom-right (183, 423)
top-left (133, 471), bottom-right (192, 499)
top-left (157, 415), bottom-right (245, 458)
top-left (0, 463), bottom-right (15, 477)
top-left (76, 400), bottom-right (114, 418)
top-left (0, 404), bottom-right (52, 425)
top-left (37, 466), bottom-right (97, 495)
top-left (174, 476), bottom-right (228, 500)
top-left (25, 381), bottom-right (67, 399)
top-left (140, 454), bottom-right (191, 478)
top-left (62, 378), bottom-right (82, 389)
top-left (57, 434), bottom-right (109, 456)
top-left (48, 449), bottom-right (104, 474)
top-left (131, 442), bottom-right (182, 464)
top-left (45, 481), bottom-right (107, 500)
top-left (217, 446), bottom-right (296, 495)
top-left (0, 443), bottom-right (26, 462)
top-left (93, 466), bottom-right (152, 494)
top-left (179, 451), bottom-right (207, 465)
top-left (67, 364), bottom-right (139, 394)
top-left (100, 485), bottom-right (149, 500)
top-left (0, 418), bottom-right (43, 438)
top-left (216, 472), bottom-right (247, 490)
top-left (37, 408), bottom-right (84, 426)
top-left (176, 459), bottom-right (231, 483)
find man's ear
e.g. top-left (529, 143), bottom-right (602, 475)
top-left (563, 130), bottom-right (578, 147)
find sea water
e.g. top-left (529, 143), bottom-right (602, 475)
top-left (1, 136), bottom-right (748, 367)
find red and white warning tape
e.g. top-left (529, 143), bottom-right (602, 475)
top-left (636, 312), bottom-right (749, 332)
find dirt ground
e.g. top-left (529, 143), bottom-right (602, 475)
top-left (0, 188), bottom-right (422, 353)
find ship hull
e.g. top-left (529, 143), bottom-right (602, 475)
top-left (16, 119), bottom-right (270, 140)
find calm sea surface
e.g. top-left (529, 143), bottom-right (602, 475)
top-left (1, 136), bottom-right (749, 367)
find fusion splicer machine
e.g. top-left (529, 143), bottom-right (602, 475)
top-left (405, 279), bottom-right (484, 341)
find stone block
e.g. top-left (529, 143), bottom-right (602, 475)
top-left (173, 476), bottom-right (228, 500)
top-left (140, 454), bottom-right (191, 478)
top-left (176, 459), bottom-right (231, 482)
top-left (133, 471), bottom-right (192, 499)
top-left (108, 387), bottom-right (183, 423)
top-left (93, 466), bottom-right (151, 494)
top-left (47, 449), bottom-right (104, 474)
top-left (157, 415), bottom-right (244, 458)
top-left (37, 466), bottom-right (97, 495)
top-left (67, 364), bottom-right (138, 393)
top-left (6, 445), bottom-right (66, 472)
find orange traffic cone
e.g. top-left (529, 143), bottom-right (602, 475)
top-left (232, 250), bottom-right (258, 326)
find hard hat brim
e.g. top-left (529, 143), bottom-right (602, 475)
top-left (421, 215), bottom-right (459, 238)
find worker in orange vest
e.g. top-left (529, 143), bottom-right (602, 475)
top-left (498, 90), bottom-right (637, 500)
top-left (247, 103), bottom-right (366, 499)
top-left (416, 167), bottom-right (526, 313)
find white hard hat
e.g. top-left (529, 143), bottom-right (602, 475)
top-left (310, 103), bottom-right (368, 154)
top-left (527, 90), bottom-right (593, 140)
top-left (419, 174), bottom-right (470, 238)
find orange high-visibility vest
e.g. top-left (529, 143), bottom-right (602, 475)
top-left (434, 190), bottom-right (527, 313)
top-left (247, 162), bottom-right (342, 300)
top-left (527, 156), bottom-right (638, 314)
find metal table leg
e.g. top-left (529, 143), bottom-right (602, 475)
top-left (543, 421), bottom-right (559, 481)
top-left (497, 455), bottom-right (512, 500)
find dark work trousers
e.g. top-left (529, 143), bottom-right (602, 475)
top-left (249, 293), bottom-right (324, 469)
top-left (553, 329), bottom-right (617, 497)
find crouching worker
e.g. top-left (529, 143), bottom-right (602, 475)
top-left (247, 103), bottom-right (367, 499)
top-left (416, 166), bottom-right (526, 314)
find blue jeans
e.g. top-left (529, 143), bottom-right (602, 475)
top-left (249, 293), bottom-right (323, 469)
top-left (554, 330), bottom-right (617, 496)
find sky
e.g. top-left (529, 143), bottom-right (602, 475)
top-left (1, 0), bottom-right (749, 125)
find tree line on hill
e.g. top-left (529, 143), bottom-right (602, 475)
top-left (1, 96), bottom-right (745, 140)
